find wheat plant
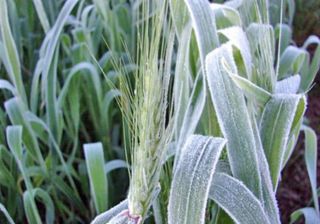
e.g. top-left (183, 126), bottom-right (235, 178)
top-left (0, 0), bottom-right (319, 224)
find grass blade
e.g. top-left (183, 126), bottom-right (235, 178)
top-left (205, 43), bottom-right (262, 198)
top-left (91, 200), bottom-right (128, 224)
top-left (0, 0), bottom-right (27, 103)
top-left (84, 143), bottom-right (108, 214)
top-left (259, 94), bottom-right (302, 189)
top-left (168, 135), bottom-right (226, 224)
top-left (32, 0), bottom-right (50, 33)
top-left (0, 202), bottom-right (15, 224)
top-left (302, 126), bottom-right (319, 215)
top-left (290, 208), bottom-right (320, 224)
top-left (209, 173), bottom-right (270, 224)
top-left (6, 126), bottom-right (42, 224)
top-left (275, 75), bottom-right (301, 94)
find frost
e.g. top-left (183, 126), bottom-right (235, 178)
top-left (168, 135), bottom-right (226, 224)
top-left (210, 173), bottom-right (270, 224)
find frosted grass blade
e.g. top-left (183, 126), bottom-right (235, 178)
top-left (105, 160), bottom-right (129, 174)
top-left (169, 0), bottom-right (189, 38)
top-left (275, 75), bottom-right (301, 94)
top-left (91, 200), bottom-right (128, 224)
top-left (0, 0), bottom-right (27, 103)
top-left (175, 0), bottom-right (220, 164)
top-left (210, 3), bottom-right (241, 28)
top-left (282, 96), bottom-right (306, 167)
top-left (32, 0), bottom-right (50, 33)
top-left (0, 202), bottom-right (15, 224)
top-left (300, 36), bottom-right (320, 91)
top-left (226, 69), bottom-right (271, 105)
top-left (42, 0), bottom-right (79, 141)
top-left (184, 0), bottom-right (219, 64)
top-left (209, 173), bottom-right (270, 224)
top-left (4, 97), bottom-right (46, 171)
top-left (0, 79), bottom-right (17, 95)
top-left (205, 43), bottom-right (262, 198)
top-left (168, 135), bottom-right (226, 224)
top-left (6, 126), bottom-right (42, 224)
top-left (251, 114), bottom-right (281, 224)
top-left (84, 143), bottom-right (108, 214)
top-left (302, 126), bottom-right (319, 215)
top-left (246, 23), bottom-right (275, 92)
top-left (29, 188), bottom-right (55, 224)
top-left (259, 94), bottom-right (302, 188)
top-left (290, 208), bottom-right (320, 224)
top-left (218, 26), bottom-right (252, 78)
top-left (278, 46), bottom-right (307, 79)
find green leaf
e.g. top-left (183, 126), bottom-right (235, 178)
top-left (205, 43), bottom-right (262, 198)
top-left (168, 135), bottom-right (226, 224)
top-left (91, 200), bottom-right (128, 224)
top-left (246, 23), bottom-right (275, 92)
top-left (32, 0), bottom-right (50, 33)
top-left (218, 26), bottom-right (252, 78)
top-left (5, 97), bottom-right (46, 171)
top-left (32, 188), bottom-right (55, 224)
top-left (300, 35), bottom-right (320, 91)
top-left (0, 0), bottom-right (27, 104)
top-left (0, 79), bottom-right (16, 95)
top-left (226, 67), bottom-right (271, 105)
top-left (275, 24), bottom-right (292, 55)
top-left (0, 202), bottom-right (15, 224)
top-left (209, 173), bottom-right (270, 224)
top-left (211, 3), bottom-right (242, 29)
top-left (42, 0), bottom-right (79, 141)
top-left (105, 160), bottom-right (129, 174)
top-left (278, 46), bottom-right (307, 79)
top-left (184, 0), bottom-right (219, 64)
top-left (84, 142), bottom-right (108, 214)
top-left (290, 208), bottom-right (320, 224)
top-left (251, 114), bottom-right (281, 224)
top-left (169, 0), bottom-right (189, 38)
top-left (23, 191), bottom-right (42, 224)
top-left (275, 75), bottom-right (301, 94)
top-left (282, 96), bottom-right (306, 166)
top-left (302, 126), bottom-right (319, 215)
top-left (6, 126), bottom-right (42, 224)
top-left (259, 94), bottom-right (302, 189)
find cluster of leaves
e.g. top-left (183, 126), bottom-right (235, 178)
top-left (0, 0), bottom-right (134, 223)
top-left (0, 0), bottom-right (319, 224)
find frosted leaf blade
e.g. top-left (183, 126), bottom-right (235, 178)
top-left (209, 173), bottom-right (270, 224)
top-left (302, 126), bottom-right (319, 214)
top-left (205, 44), bottom-right (262, 198)
top-left (259, 94), bottom-right (302, 189)
top-left (91, 200), bottom-right (128, 224)
top-left (0, 202), bottom-right (15, 224)
top-left (168, 135), bottom-right (226, 224)
top-left (84, 143), bottom-right (108, 214)
top-left (290, 208), bottom-right (320, 224)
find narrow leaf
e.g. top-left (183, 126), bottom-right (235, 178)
top-left (290, 208), bottom-right (320, 224)
top-left (91, 200), bottom-right (128, 224)
top-left (84, 142), bottom-right (108, 214)
top-left (275, 75), bottom-right (301, 94)
top-left (0, 0), bottom-right (27, 103)
top-left (205, 43), bottom-right (262, 197)
top-left (168, 135), bottom-right (226, 224)
top-left (0, 202), bottom-right (15, 224)
top-left (259, 94), bottom-right (302, 189)
top-left (302, 126), bottom-right (319, 215)
top-left (209, 173), bottom-right (270, 224)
